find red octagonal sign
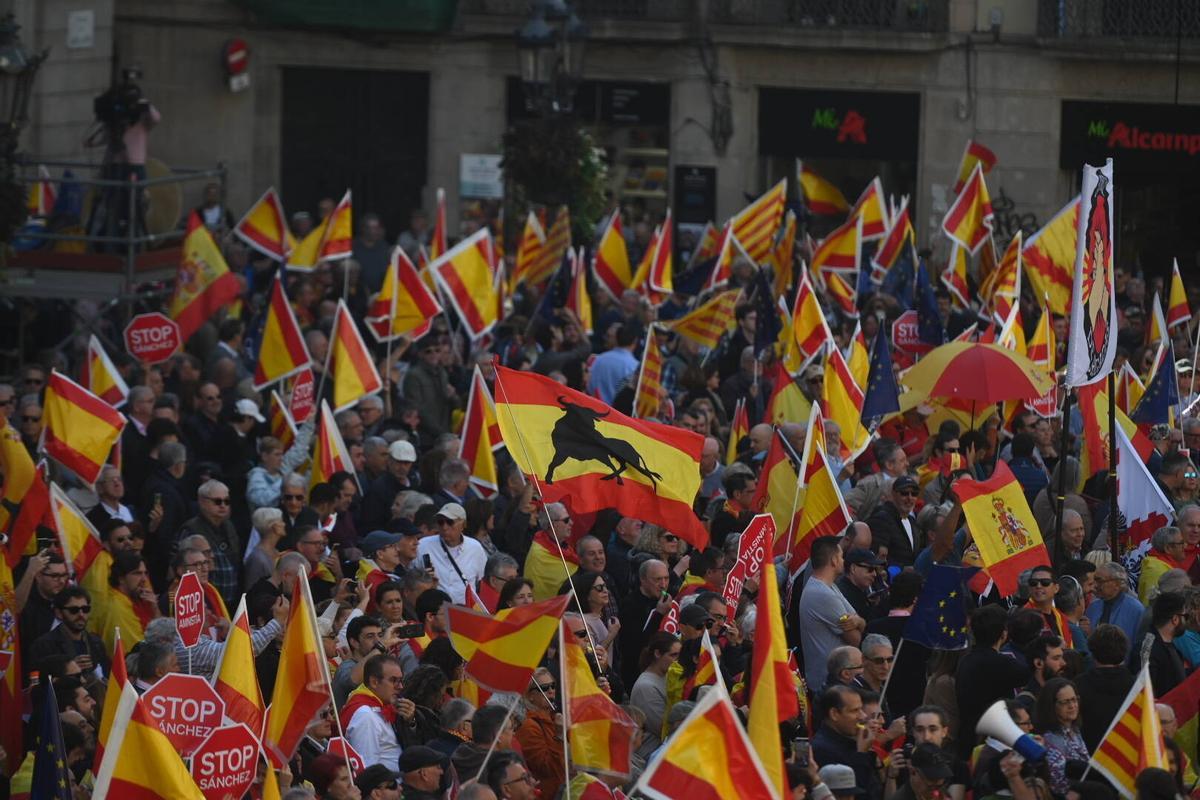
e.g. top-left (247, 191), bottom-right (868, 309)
top-left (144, 673), bottom-right (226, 756)
top-left (175, 571), bottom-right (205, 648)
top-left (191, 723), bottom-right (261, 800)
top-left (124, 312), bottom-right (182, 365)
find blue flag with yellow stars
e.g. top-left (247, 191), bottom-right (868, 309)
top-left (861, 323), bottom-right (901, 424)
top-left (1130, 340), bottom-right (1179, 426)
top-left (32, 679), bottom-right (73, 799)
top-left (903, 564), bottom-right (972, 650)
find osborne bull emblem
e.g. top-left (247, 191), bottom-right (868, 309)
top-left (544, 398), bottom-right (662, 490)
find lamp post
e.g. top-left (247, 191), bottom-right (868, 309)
top-left (0, 13), bottom-right (46, 243)
top-left (515, 0), bottom-right (588, 117)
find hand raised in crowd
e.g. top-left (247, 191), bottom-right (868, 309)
top-left (654, 591), bottom-right (674, 616)
top-left (272, 594), bottom-right (291, 626)
top-left (354, 579), bottom-right (371, 610)
top-left (148, 497), bottom-right (164, 532)
top-left (887, 747), bottom-right (908, 779)
top-left (881, 714), bottom-right (906, 741)
top-left (394, 696), bottom-right (416, 722)
top-left (855, 718), bottom-right (874, 753)
top-left (672, 554), bottom-right (691, 577)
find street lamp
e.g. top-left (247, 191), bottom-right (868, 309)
top-left (0, 13), bottom-right (46, 244)
top-left (515, 0), bottom-right (588, 116)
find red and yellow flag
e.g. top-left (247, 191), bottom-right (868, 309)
top-left (789, 405), bottom-right (852, 572)
top-left (952, 461), bottom-right (1051, 597)
top-left (431, 227), bottom-right (500, 340)
top-left (494, 365), bottom-right (709, 549)
top-left (42, 370), bottom-right (126, 485)
top-left (288, 189), bottom-right (352, 269)
top-left (26, 164), bottom-right (55, 217)
top-left (1022, 196), bottom-right (1079, 315)
top-left (1026, 297), bottom-right (1057, 369)
top-left (366, 246), bottom-right (442, 342)
top-left (668, 290), bottom-right (739, 350)
top-left (682, 629), bottom-right (721, 699)
top-left (0, 555), bottom-right (22, 775)
top-left (309, 400), bottom-right (354, 491)
top-left (634, 324), bottom-right (666, 419)
top-left (1167, 258), bottom-right (1191, 329)
top-left (792, 270), bottom-right (833, 363)
top-left (703, 221), bottom-right (743, 291)
top-left (81, 335), bottom-right (129, 408)
top-left (941, 243), bottom-right (970, 309)
top-left (561, 621), bottom-right (638, 778)
top-left (268, 390), bottom-right (296, 450)
top-left (1089, 664), bottom-right (1168, 798)
top-left (1077, 381), bottom-right (1151, 486)
top-left (1115, 362), bottom-right (1145, 415)
top-left (168, 212), bottom-right (243, 342)
top-left (726, 398), bottom-right (748, 466)
top-left (446, 594), bottom-right (570, 693)
top-left (592, 209), bottom-right (631, 300)
top-left (263, 578), bottom-right (331, 767)
top-left (327, 298), bottom-right (383, 413)
top-left (825, 269), bottom-right (859, 319)
top-left (214, 596), bottom-right (266, 738)
top-left (850, 177), bottom-right (888, 240)
top-left (431, 187), bottom-right (448, 261)
top-left (981, 232), bottom-right (1021, 323)
top-left (635, 209), bottom-right (674, 302)
top-left (750, 430), bottom-right (802, 552)
top-left (566, 247), bottom-right (593, 336)
top-left (821, 347), bottom-right (870, 462)
top-left (1147, 292), bottom-right (1169, 346)
top-left (1158, 665), bottom-right (1200, 781)
top-left (234, 187), bottom-right (296, 260)
top-left (811, 215), bottom-right (862, 275)
top-left (459, 366), bottom-right (501, 498)
top-left (942, 163), bottom-right (994, 255)
top-left (847, 324), bottom-right (869, 388)
top-left (91, 630), bottom-right (126, 772)
top-left (764, 362), bottom-right (813, 428)
top-left (632, 685), bottom-right (775, 800)
top-left (254, 274), bottom-right (311, 390)
top-left (0, 425), bottom-right (45, 565)
top-left (772, 210), bottom-right (797, 296)
top-left (526, 206), bottom-right (571, 289)
top-left (749, 538), bottom-right (799, 798)
top-left (692, 221), bottom-right (721, 264)
top-left (870, 197), bottom-right (915, 283)
top-left (954, 139), bottom-right (998, 194)
top-left (797, 160), bottom-right (848, 216)
top-left (731, 178), bottom-right (787, 263)
top-left (48, 483), bottom-right (103, 578)
top-left (513, 210), bottom-right (547, 291)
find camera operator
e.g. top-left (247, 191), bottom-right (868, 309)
top-left (91, 68), bottom-right (160, 242)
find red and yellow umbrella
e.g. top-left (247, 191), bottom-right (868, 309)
top-left (900, 341), bottom-right (1055, 405)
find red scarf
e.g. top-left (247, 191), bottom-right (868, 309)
top-left (1023, 600), bottom-right (1074, 649)
top-left (533, 530), bottom-right (580, 566)
top-left (338, 684), bottom-right (397, 730)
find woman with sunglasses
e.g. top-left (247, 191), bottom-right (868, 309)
top-left (1035, 677), bottom-right (1088, 797)
top-left (569, 570), bottom-right (621, 656)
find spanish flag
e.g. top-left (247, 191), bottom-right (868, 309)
top-left (41, 370), bottom-right (126, 485)
top-left (821, 346), bottom-right (871, 462)
top-left (566, 246), bottom-right (593, 336)
top-left (254, 274), bottom-right (311, 390)
top-left (645, 209), bottom-right (674, 298)
top-left (668, 289), bottom-right (739, 350)
top-left (431, 227), bottom-right (500, 340)
top-left (1, 425), bottom-right (45, 566)
top-left (847, 323), bottom-right (869, 388)
top-left (750, 429), bottom-right (802, 549)
top-left (1167, 258), bottom-right (1191, 329)
top-left (1026, 296), bottom-right (1056, 367)
top-left (682, 629), bottom-right (722, 699)
top-left (234, 187), bottom-right (296, 260)
top-left (90, 629), bottom-right (127, 772)
top-left (327, 298), bottom-right (383, 413)
top-left (942, 163), bottom-right (994, 255)
top-left (634, 323), bottom-right (666, 419)
top-left (850, 176), bottom-right (888, 240)
top-left (954, 139), bottom-right (998, 194)
top-left (494, 365), bottom-right (709, 549)
top-left (288, 190), bottom-right (353, 270)
top-left (871, 198), bottom-right (915, 283)
top-left (703, 221), bottom-right (753, 292)
top-left (513, 210), bottom-right (546, 291)
top-left (788, 405), bottom-right (852, 572)
top-left (796, 160), bottom-right (849, 216)
top-left (952, 461), bottom-right (1051, 596)
top-left (825, 269), bottom-right (859, 320)
top-left (526, 206), bottom-right (571, 289)
top-left (592, 209), bottom-right (631, 300)
top-left (80, 335), bottom-right (129, 408)
top-left (560, 621), bottom-right (638, 778)
top-left (1158, 666), bottom-right (1200, 785)
top-left (1022, 196), bottom-right (1079, 316)
top-left (310, 400), bottom-right (354, 491)
top-left (168, 212), bottom-right (243, 342)
top-left (772, 209), bottom-right (797, 297)
top-left (691, 221), bottom-right (721, 264)
top-left (1078, 380), bottom-right (1151, 484)
top-left (0, 556), bottom-right (22, 775)
top-left (764, 362), bottom-right (812, 428)
top-left (1089, 664), bottom-right (1169, 798)
top-left (446, 594), bottom-right (570, 694)
top-left (981, 232), bottom-right (1021, 323)
top-left (792, 270), bottom-right (833, 363)
top-left (1147, 291), bottom-right (1169, 346)
top-left (366, 246), bottom-right (442, 342)
top-left (268, 390), bottom-right (297, 450)
top-left (431, 187), bottom-right (448, 261)
top-left (941, 242), bottom-right (971, 309)
top-left (731, 179), bottom-right (787, 264)
top-left (213, 596), bottom-right (266, 739)
top-left (749, 537), bottom-right (799, 798)
top-left (811, 215), bottom-right (862, 275)
top-left (263, 578), bottom-right (331, 768)
top-left (459, 366), bottom-right (500, 498)
top-left (632, 684), bottom-right (775, 800)
top-left (48, 483), bottom-right (103, 578)
top-left (726, 398), bottom-right (748, 466)
top-left (1115, 362), bottom-right (1145, 415)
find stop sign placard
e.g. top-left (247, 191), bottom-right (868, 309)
top-left (175, 571), bottom-right (205, 648)
top-left (891, 309), bottom-right (922, 352)
top-left (124, 312), bottom-right (182, 364)
top-left (289, 368), bottom-right (314, 424)
top-left (327, 737), bottom-right (364, 777)
top-left (191, 723), bottom-right (260, 800)
top-left (144, 673), bottom-right (226, 756)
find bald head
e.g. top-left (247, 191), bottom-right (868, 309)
top-left (749, 424), bottom-right (773, 454)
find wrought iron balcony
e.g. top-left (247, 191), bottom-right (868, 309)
top-left (1037, 0), bottom-right (1200, 41)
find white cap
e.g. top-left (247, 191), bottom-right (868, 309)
top-left (235, 398), bottom-right (266, 423)
top-left (388, 440), bottom-right (417, 462)
top-left (437, 502), bottom-right (467, 522)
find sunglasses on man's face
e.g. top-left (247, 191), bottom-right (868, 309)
top-left (1027, 578), bottom-right (1054, 588)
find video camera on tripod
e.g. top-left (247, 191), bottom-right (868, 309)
top-left (93, 67), bottom-right (149, 134)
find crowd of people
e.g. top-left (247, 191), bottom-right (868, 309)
top-left (2, 195), bottom-right (1200, 800)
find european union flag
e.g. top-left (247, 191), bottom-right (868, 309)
top-left (752, 267), bottom-right (782, 358)
top-left (861, 324), bottom-right (901, 424)
top-left (879, 244), bottom-right (915, 309)
top-left (915, 258), bottom-right (946, 347)
top-left (903, 564), bottom-right (972, 650)
top-left (31, 679), bottom-right (73, 800)
top-left (1131, 341), bottom-right (1179, 425)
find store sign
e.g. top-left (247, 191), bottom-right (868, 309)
top-left (506, 78), bottom-right (670, 126)
top-left (1060, 100), bottom-right (1200, 171)
top-left (759, 88), bottom-right (920, 161)
top-left (674, 165), bottom-right (717, 225)
top-left (460, 154), bottom-right (504, 200)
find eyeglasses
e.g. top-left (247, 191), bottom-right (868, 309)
top-left (21, 415), bottom-right (40, 423)
top-left (61, 605), bottom-right (91, 614)
top-left (206, 496), bottom-right (231, 506)
top-left (1027, 578), bottom-right (1054, 588)
top-left (896, 490), bottom-right (919, 498)
top-left (1186, 473), bottom-right (1199, 479)
top-left (534, 682), bottom-right (557, 693)
top-left (554, 517), bottom-right (571, 525)
top-left (592, 584), bottom-right (609, 593)
top-left (504, 772), bottom-right (537, 786)
top-left (866, 655), bottom-right (894, 664)
top-left (662, 534), bottom-right (679, 542)
top-left (283, 494), bottom-right (305, 501)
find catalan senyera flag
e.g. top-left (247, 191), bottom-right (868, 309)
top-left (668, 289), bottom-right (739, 350)
top-left (432, 227), bottom-right (501, 340)
top-left (513, 210), bottom-right (547, 291)
top-left (811, 215), bottom-right (862, 274)
top-left (263, 577), bottom-right (331, 768)
top-left (268, 390), bottom-right (296, 450)
top-left (566, 247), bottom-right (593, 336)
top-left (80, 335), bottom-right (129, 408)
top-left (1, 427), bottom-right (47, 565)
top-left (749, 536), bottom-right (799, 798)
top-left (326, 299), bottom-right (383, 413)
top-left (632, 684), bottom-right (775, 800)
top-left (847, 324), bottom-right (869, 388)
top-left (772, 209), bottom-right (798, 297)
top-left (870, 197), bottom-right (915, 283)
top-left (792, 270), bottom-right (834, 363)
top-left (952, 461), bottom-right (1051, 597)
top-left (691, 221), bottom-right (721, 265)
top-left (446, 594), bottom-right (570, 693)
top-left (1022, 196), bottom-right (1080, 316)
top-left (1167, 258), bottom-right (1191, 329)
top-left (526, 206), bottom-right (571, 289)
top-left (750, 429), bottom-right (802, 548)
top-left (731, 178), bottom-right (787, 264)
top-left (168, 212), bottom-right (243, 342)
top-left (234, 187), bottom-right (296, 260)
top-left (822, 346), bottom-right (871, 463)
top-left (41, 370), bottom-right (126, 485)
top-left (634, 324), bottom-right (666, 419)
top-left (431, 187), bottom-right (448, 261)
top-left (459, 366), bottom-right (500, 498)
top-left (48, 483), bottom-right (103, 579)
top-left (310, 400), bottom-right (355, 491)
top-left (254, 274), bottom-right (311, 390)
top-left (213, 596), bottom-right (266, 738)
top-left (849, 176), bottom-right (888, 240)
top-left (796, 160), bottom-right (849, 216)
top-left (288, 189), bottom-right (352, 270)
top-left (982, 232), bottom-right (1022, 323)
top-left (1089, 664), bottom-right (1168, 799)
top-left (953, 139), bottom-right (998, 194)
top-left (942, 163), bottom-right (994, 255)
top-left (366, 246), bottom-right (443, 342)
top-left (494, 365), bottom-right (709, 549)
top-left (0, 555), bottom-right (22, 776)
top-left (1158, 666), bottom-right (1200, 783)
top-left (592, 209), bottom-right (632, 300)
top-left (941, 243), bottom-right (970, 309)
top-left (561, 622), bottom-right (638, 778)
top-left (726, 398), bottom-right (748, 466)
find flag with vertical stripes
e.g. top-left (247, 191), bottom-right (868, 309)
top-left (796, 160), bottom-right (848, 216)
top-left (309, 400), bottom-right (355, 491)
top-left (667, 290), bottom-right (739, 350)
top-left (48, 483), bottom-right (103, 578)
top-left (1115, 362), bottom-right (1145, 415)
top-left (288, 189), bottom-right (352, 269)
top-left (792, 270), bottom-right (834, 363)
top-left (772, 210), bottom-right (797, 296)
top-left (366, 246), bottom-right (442, 342)
top-left (561, 621), bottom-right (638, 778)
top-left (646, 209), bottom-right (674, 297)
top-left (953, 139), bottom-right (998, 194)
top-left (849, 177), bottom-right (888, 240)
top-left (750, 428), bottom-right (802, 548)
top-left (26, 164), bottom-right (56, 217)
top-left (942, 163), bottom-right (994, 255)
top-left (327, 299), bottom-right (382, 413)
top-left (1, 426), bottom-right (47, 565)
top-left (566, 246), bottom-right (593, 336)
top-left (513, 210), bottom-right (546, 291)
top-left (592, 209), bottom-right (631, 300)
top-left (1089, 664), bottom-right (1168, 799)
top-left (1146, 292), bottom-right (1169, 346)
top-left (254, 274), bottom-right (311, 389)
top-left (1022, 196), bottom-right (1079, 316)
top-left (234, 187), bottom-right (296, 260)
top-left (634, 324), bottom-right (666, 419)
top-left (41, 370), bottom-right (127, 485)
top-left (731, 179), bottom-right (787, 263)
top-left (525, 206), bottom-right (571, 289)
top-left (726, 398), bottom-right (748, 466)
top-left (431, 227), bottom-right (501, 340)
top-left (81, 335), bottom-right (129, 408)
top-left (213, 596), bottom-right (266, 739)
top-left (459, 366), bottom-right (501, 498)
top-left (1167, 258), bottom-right (1190, 329)
top-left (788, 403), bottom-right (852, 572)
top-left (92, 629), bottom-right (126, 772)
top-left (822, 346), bottom-right (871, 463)
top-left (982, 233), bottom-right (1022, 323)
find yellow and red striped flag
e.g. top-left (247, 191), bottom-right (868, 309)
top-left (366, 246), bottom-right (442, 342)
top-left (772, 209), bottom-right (798, 297)
top-left (1167, 258), bottom-right (1191, 329)
top-left (870, 197), bottom-right (915, 283)
top-left (268, 390), bottom-right (296, 450)
top-left (726, 398), bottom-right (748, 466)
top-left (1147, 292), bottom-right (1169, 346)
top-left (561, 621), bottom-right (638, 778)
top-left (254, 274), bottom-right (311, 390)
top-left (764, 362), bottom-right (813, 428)
top-left (513, 210), bottom-right (546, 291)
top-left (691, 221), bottom-right (721, 265)
top-left (1078, 381), bottom-right (1151, 483)
top-left (634, 324), bottom-right (666, 419)
top-left (592, 209), bottom-right (631, 300)
top-left (982, 232), bottom-right (1022, 323)
top-left (847, 323), bottom-right (869, 388)
top-left (703, 221), bottom-right (752, 291)
top-left (48, 483), bottom-right (103, 578)
top-left (213, 596), bottom-right (266, 738)
top-left (792, 270), bottom-right (834, 363)
top-left (41, 370), bottom-right (126, 485)
top-left (446, 594), bottom-right (570, 693)
top-left (953, 139), bottom-right (998, 194)
top-left (1115, 362), bottom-right (1145, 415)
top-left (811, 215), bottom-right (862, 275)
top-left (309, 400), bottom-right (354, 491)
top-left (731, 179), bottom-right (787, 264)
top-left (1089, 664), bottom-right (1168, 798)
top-left (234, 187), bottom-right (296, 260)
top-left (0, 425), bottom-right (45, 565)
top-left (750, 431), bottom-right (802, 552)
top-left (326, 298), bottom-right (382, 413)
top-left (566, 246), bottom-right (593, 336)
top-left (785, 403), bottom-right (852, 573)
top-left (942, 163), bottom-right (994, 255)
top-left (525, 205), bottom-right (571, 289)
top-left (632, 683), bottom-right (775, 800)
top-left (431, 187), bottom-right (448, 261)
top-left (263, 577), bottom-right (331, 768)
top-left (26, 164), bottom-right (56, 217)
top-left (459, 366), bottom-right (501, 498)
top-left (796, 160), bottom-right (848, 216)
top-left (431, 227), bottom-right (500, 340)
top-left (91, 630), bottom-right (126, 772)
top-left (1158, 666), bottom-right (1200, 783)
top-left (682, 629), bottom-right (722, 699)
top-left (941, 242), bottom-right (971, 309)
top-left (0, 555), bottom-right (22, 775)
top-left (822, 347), bottom-right (871, 462)
top-left (1026, 296), bottom-right (1056, 367)
top-left (1022, 196), bottom-right (1079, 316)
top-left (168, 212), bottom-right (243, 342)
top-left (288, 190), bottom-right (352, 270)
top-left (850, 176), bottom-right (888, 240)
top-left (749, 533), bottom-right (799, 798)
top-left (825, 269), bottom-right (859, 320)
top-left (668, 289), bottom-right (739, 350)
top-left (80, 334), bottom-right (129, 408)
top-left (645, 209), bottom-right (674, 299)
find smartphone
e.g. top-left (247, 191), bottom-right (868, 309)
top-left (792, 738), bottom-right (809, 767)
top-left (393, 622), bottom-right (426, 639)
top-left (423, 554), bottom-right (433, 571)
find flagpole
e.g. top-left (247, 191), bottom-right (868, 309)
top-left (1051, 387), bottom-right (1074, 569)
top-left (1107, 370), bottom-right (1119, 560)
top-left (1189, 319), bottom-right (1200, 402)
top-left (556, 624), bottom-right (572, 791)
top-left (878, 639), bottom-right (902, 705)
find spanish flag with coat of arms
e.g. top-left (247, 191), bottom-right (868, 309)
top-left (168, 212), bottom-right (243, 342)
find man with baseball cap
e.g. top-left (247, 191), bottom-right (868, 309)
top-left (398, 745), bottom-right (447, 800)
top-left (868, 474), bottom-right (922, 567)
top-left (837, 548), bottom-right (886, 619)
top-left (416, 502), bottom-right (486, 604)
top-left (887, 742), bottom-right (955, 800)
top-left (355, 764), bottom-right (400, 800)
top-left (360, 439), bottom-right (419, 531)
top-left (358, 529), bottom-right (414, 608)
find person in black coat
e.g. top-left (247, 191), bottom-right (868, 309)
top-left (864, 571), bottom-right (929, 720)
top-left (139, 442), bottom-right (191, 590)
top-left (954, 604), bottom-right (1031, 760)
top-left (868, 475), bottom-right (921, 567)
top-left (28, 586), bottom-right (110, 678)
top-left (1074, 623), bottom-right (1136, 752)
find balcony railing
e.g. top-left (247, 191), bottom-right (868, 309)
top-left (1038, 0), bottom-right (1200, 41)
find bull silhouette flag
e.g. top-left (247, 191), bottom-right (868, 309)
top-left (493, 365), bottom-right (709, 550)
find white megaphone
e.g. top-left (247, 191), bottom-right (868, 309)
top-left (976, 700), bottom-right (1047, 762)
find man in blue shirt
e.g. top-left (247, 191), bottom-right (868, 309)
top-left (587, 323), bottom-right (640, 404)
top-left (1084, 561), bottom-right (1144, 661)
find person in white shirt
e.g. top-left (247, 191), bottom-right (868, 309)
top-left (90, 465), bottom-right (134, 524)
top-left (416, 502), bottom-right (486, 604)
top-left (342, 654), bottom-right (415, 772)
